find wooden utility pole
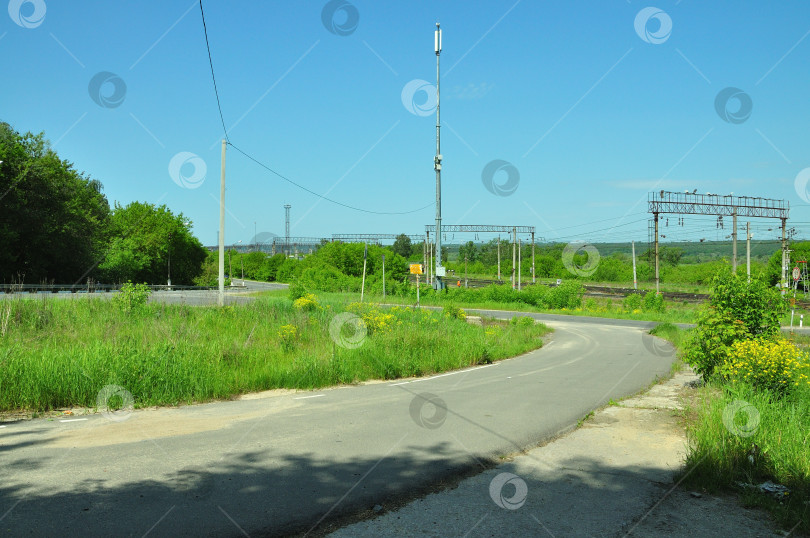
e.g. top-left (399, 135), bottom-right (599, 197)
top-left (497, 236), bottom-right (501, 280)
top-left (511, 227), bottom-right (516, 288)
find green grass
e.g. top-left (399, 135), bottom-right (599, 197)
top-left (680, 382), bottom-right (810, 533)
top-left (655, 324), bottom-right (810, 533)
top-left (0, 294), bottom-right (551, 413)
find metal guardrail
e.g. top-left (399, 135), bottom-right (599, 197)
top-left (0, 284), bottom-right (217, 294)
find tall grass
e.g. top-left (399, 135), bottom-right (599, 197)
top-left (681, 382), bottom-right (810, 533)
top-left (0, 295), bottom-right (550, 412)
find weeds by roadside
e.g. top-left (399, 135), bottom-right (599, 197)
top-left (658, 269), bottom-right (808, 534)
top-left (0, 294), bottom-right (551, 414)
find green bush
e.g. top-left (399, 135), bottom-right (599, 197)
top-left (510, 316), bottom-right (535, 327)
top-left (288, 280), bottom-right (307, 301)
top-left (443, 305), bottom-right (467, 320)
top-left (546, 281), bottom-right (583, 309)
top-left (684, 270), bottom-right (785, 379)
top-left (642, 291), bottom-right (665, 313)
top-left (709, 270), bottom-right (784, 337)
top-left (684, 309), bottom-right (749, 379)
top-left (623, 293), bottom-right (642, 311)
top-left (112, 281), bottom-right (151, 312)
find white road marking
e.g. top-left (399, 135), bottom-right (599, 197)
top-left (59, 418), bottom-right (88, 423)
top-left (294, 394), bottom-right (324, 400)
top-left (390, 363), bottom-right (497, 386)
top-left (0, 425), bottom-right (6, 428)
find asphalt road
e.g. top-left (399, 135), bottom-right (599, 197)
top-left (0, 280), bottom-right (286, 307)
top-left (0, 315), bottom-right (675, 537)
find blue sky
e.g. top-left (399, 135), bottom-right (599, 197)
top-left (3, 0), bottom-right (810, 248)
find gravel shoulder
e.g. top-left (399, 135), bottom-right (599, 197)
top-left (329, 368), bottom-right (783, 537)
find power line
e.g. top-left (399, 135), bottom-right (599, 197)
top-left (197, 1), bottom-right (434, 216)
top-left (229, 143), bottom-right (435, 215)
top-left (198, 0), bottom-right (228, 142)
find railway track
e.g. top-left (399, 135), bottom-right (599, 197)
top-left (407, 275), bottom-right (712, 303)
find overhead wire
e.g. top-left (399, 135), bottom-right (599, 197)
top-left (197, 0), bottom-right (434, 216)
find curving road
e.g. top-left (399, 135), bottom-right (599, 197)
top-left (0, 313), bottom-right (675, 537)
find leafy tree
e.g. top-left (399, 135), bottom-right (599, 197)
top-left (639, 246), bottom-right (684, 266)
top-left (478, 239), bottom-right (500, 267)
top-left (458, 241), bottom-right (478, 263)
top-left (392, 234), bottom-right (412, 259)
top-left (661, 246), bottom-right (684, 267)
top-left (0, 122), bottom-right (111, 283)
top-left (767, 242), bottom-right (810, 286)
top-left (99, 202), bottom-right (206, 284)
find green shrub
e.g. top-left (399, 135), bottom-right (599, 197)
top-left (623, 293), bottom-right (642, 311)
top-left (684, 309), bottom-right (749, 378)
top-left (642, 291), bottom-right (665, 313)
top-left (288, 280), bottom-right (307, 301)
top-left (113, 281), bottom-right (151, 311)
top-left (443, 305), bottom-right (467, 320)
top-left (684, 270), bottom-right (787, 380)
top-left (510, 316), bottom-right (535, 327)
top-left (546, 281), bottom-right (583, 309)
top-left (709, 270), bottom-right (785, 337)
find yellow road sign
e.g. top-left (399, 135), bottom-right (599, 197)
top-left (410, 264), bottom-right (423, 275)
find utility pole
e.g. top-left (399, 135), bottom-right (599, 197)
top-left (732, 207), bottom-right (738, 274)
top-left (423, 236), bottom-right (427, 284)
top-left (433, 22), bottom-right (444, 290)
top-left (531, 232), bottom-right (535, 284)
top-left (218, 139), bottom-right (226, 307)
top-left (497, 236), bottom-right (501, 280)
top-left (511, 227), bottom-right (516, 289)
top-left (654, 213), bottom-right (660, 294)
top-left (425, 231), bottom-right (430, 282)
top-left (382, 254), bottom-right (386, 299)
top-left (632, 241), bottom-right (637, 290)
top-left (746, 221), bottom-right (751, 282)
top-left (464, 256), bottom-right (468, 288)
top-left (518, 238), bottom-right (522, 291)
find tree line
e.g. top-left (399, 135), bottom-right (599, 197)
top-left (0, 122), bottom-right (207, 285)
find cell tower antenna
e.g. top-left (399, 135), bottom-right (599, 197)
top-left (433, 22), bottom-right (444, 289)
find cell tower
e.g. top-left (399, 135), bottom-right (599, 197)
top-left (284, 204), bottom-right (291, 255)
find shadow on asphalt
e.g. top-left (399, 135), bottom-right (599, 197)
top-left (0, 441), bottom-right (699, 537)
